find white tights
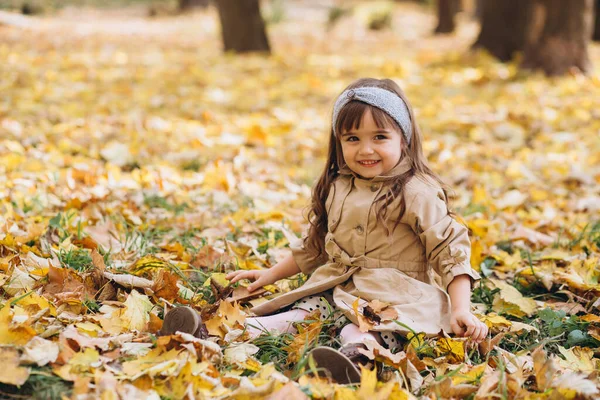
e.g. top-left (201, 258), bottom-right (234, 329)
top-left (245, 309), bottom-right (380, 346)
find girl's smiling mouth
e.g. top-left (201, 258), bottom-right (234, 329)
top-left (358, 160), bottom-right (380, 167)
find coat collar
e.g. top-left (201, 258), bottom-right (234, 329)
top-left (338, 157), bottom-right (412, 182)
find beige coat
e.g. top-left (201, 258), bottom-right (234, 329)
top-left (251, 157), bottom-right (481, 336)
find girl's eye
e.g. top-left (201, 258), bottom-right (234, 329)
top-left (374, 135), bottom-right (387, 140)
top-left (346, 136), bottom-right (358, 142)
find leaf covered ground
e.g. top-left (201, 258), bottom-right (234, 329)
top-left (0, 3), bottom-right (599, 399)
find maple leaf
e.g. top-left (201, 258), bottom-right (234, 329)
top-left (121, 290), bottom-right (153, 331)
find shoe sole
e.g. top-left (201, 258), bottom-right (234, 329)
top-left (307, 346), bottom-right (361, 384)
top-left (160, 306), bottom-right (200, 336)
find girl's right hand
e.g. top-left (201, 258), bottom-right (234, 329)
top-left (226, 269), bottom-right (274, 292)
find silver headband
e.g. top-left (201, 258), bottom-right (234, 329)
top-left (332, 86), bottom-right (412, 144)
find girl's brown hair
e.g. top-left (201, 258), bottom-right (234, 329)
top-left (304, 78), bottom-right (452, 260)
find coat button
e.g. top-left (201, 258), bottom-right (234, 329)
top-left (355, 225), bottom-right (364, 234)
top-left (370, 184), bottom-right (379, 192)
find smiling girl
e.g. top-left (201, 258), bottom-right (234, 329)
top-left (166, 78), bottom-right (488, 383)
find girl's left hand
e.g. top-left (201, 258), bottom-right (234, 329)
top-left (450, 309), bottom-right (488, 343)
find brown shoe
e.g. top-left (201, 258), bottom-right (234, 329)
top-left (307, 346), bottom-right (361, 385)
top-left (159, 306), bottom-right (203, 337)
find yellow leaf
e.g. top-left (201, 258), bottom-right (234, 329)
top-left (69, 348), bottom-right (100, 374)
top-left (451, 363), bottom-right (487, 385)
top-left (357, 366), bottom-right (377, 396)
top-left (478, 312), bottom-right (512, 333)
top-left (75, 322), bottom-right (103, 337)
top-left (352, 297), bottom-right (373, 333)
top-left (490, 279), bottom-right (536, 318)
top-left (121, 290), bottom-right (153, 331)
top-left (130, 255), bottom-right (169, 275)
top-left (283, 316), bottom-right (322, 363)
top-left (470, 239), bottom-right (484, 272)
top-left (0, 305), bottom-right (36, 345)
top-left (13, 291), bottom-right (55, 315)
top-left (407, 331), bottom-right (426, 350)
top-left (356, 365), bottom-right (396, 399)
top-left (557, 346), bottom-right (596, 373)
top-left (122, 348), bottom-right (182, 379)
top-left (0, 347), bottom-right (30, 385)
top-left (434, 337), bottom-right (465, 363)
top-left (204, 272), bottom-right (230, 288)
top-left (205, 300), bottom-right (246, 338)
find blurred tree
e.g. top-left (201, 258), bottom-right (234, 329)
top-left (215, 0), bottom-right (270, 53)
top-left (471, 0), bottom-right (532, 61)
top-left (522, 0), bottom-right (594, 75)
top-left (434, 0), bottom-right (459, 34)
top-left (593, 0), bottom-right (600, 41)
top-left (179, 0), bottom-right (210, 11)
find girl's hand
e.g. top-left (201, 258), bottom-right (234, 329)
top-left (226, 269), bottom-right (274, 292)
top-left (450, 308), bottom-right (488, 343)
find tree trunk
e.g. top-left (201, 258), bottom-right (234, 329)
top-left (215, 0), bottom-right (271, 54)
top-left (471, 0), bottom-right (533, 62)
top-left (434, 0), bottom-right (459, 34)
top-left (593, 0), bottom-right (600, 41)
top-left (179, 0), bottom-right (210, 11)
top-left (522, 0), bottom-right (593, 75)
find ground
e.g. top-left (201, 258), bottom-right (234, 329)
top-left (0, 1), bottom-right (599, 399)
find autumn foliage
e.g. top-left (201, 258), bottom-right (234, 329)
top-left (0, 3), bottom-right (599, 399)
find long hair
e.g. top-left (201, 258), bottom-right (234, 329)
top-left (304, 78), bottom-right (453, 260)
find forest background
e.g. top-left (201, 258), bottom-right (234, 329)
top-left (0, 0), bottom-right (599, 399)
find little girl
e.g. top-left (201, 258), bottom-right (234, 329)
top-left (166, 78), bottom-right (488, 382)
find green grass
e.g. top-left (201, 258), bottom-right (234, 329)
top-left (143, 194), bottom-right (189, 215)
top-left (499, 308), bottom-right (600, 356)
top-left (569, 220), bottom-right (600, 253)
top-left (0, 367), bottom-right (73, 400)
top-left (57, 248), bottom-right (93, 272)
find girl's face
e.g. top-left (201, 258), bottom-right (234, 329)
top-left (340, 108), bottom-right (404, 179)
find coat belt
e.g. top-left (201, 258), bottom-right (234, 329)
top-left (326, 238), bottom-right (427, 272)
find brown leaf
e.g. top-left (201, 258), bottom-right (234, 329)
top-left (191, 246), bottom-right (227, 269)
top-left (152, 270), bottom-right (179, 301)
top-left (430, 377), bottom-right (478, 398)
top-left (210, 278), bottom-right (233, 302)
top-left (44, 265), bottom-right (87, 300)
top-left (357, 339), bottom-right (406, 367)
top-left (73, 236), bottom-right (99, 251)
top-left (226, 285), bottom-right (267, 303)
top-left (96, 283), bottom-right (117, 302)
top-left (352, 298), bottom-right (374, 333)
top-left (90, 249), bottom-right (106, 272)
top-left (406, 344), bottom-right (427, 372)
top-left (478, 332), bottom-right (506, 357)
top-left (147, 312), bottom-right (163, 334)
top-left (363, 305), bottom-right (381, 324)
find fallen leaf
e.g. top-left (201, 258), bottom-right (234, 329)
top-left (0, 305), bottom-right (36, 345)
top-left (352, 297), bottom-right (374, 333)
top-left (490, 279), bottom-right (537, 318)
top-left (0, 347), bottom-right (31, 385)
top-left (21, 336), bottom-right (59, 366)
top-left (121, 290), bottom-right (153, 331)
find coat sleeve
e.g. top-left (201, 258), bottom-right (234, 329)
top-left (289, 181), bottom-right (337, 275)
top-left (289, 235), bottom-right (328, 275)
top-left (404, 179), bottom-right (481, 291)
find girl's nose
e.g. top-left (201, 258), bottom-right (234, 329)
top-left (359, 144), bottom-right (374, 155)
